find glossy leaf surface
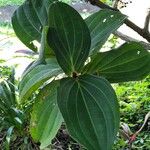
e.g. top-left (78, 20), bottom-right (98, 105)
top-left (57, 74), bottom-right (119, 150)
top-left (47, 2), bottom-right (91, 75)
top-left (83, 42), bottom-right (150, 82)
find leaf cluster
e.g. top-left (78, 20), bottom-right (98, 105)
top-left (1, 0), bottom-right (149, 149)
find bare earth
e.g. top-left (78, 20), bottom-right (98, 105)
top-left (0, 5), bottom-right (18, 23)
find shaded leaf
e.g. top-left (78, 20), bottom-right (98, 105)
top-left (83, 42), bottom-right (150, 83)
top-left (12, 0), bottom-right (55, 51)
top-left (58, 74), bottom-right (119, 150)
top-left (47, 2), bottom-right (91, 76)
top-left (30, 81), bottom-right (63, 149)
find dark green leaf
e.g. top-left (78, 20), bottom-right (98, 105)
top-left (12, 0), bottom-right (55, 51)
top-left (19, 58), bottom-right (62, 101)
top-left (58, 74), bottom-right (119, 150)
top-left (85, 9), bottom-right (126, 54)
top-left (47, 2), bottom-right (91, 76)
top-left (30, 81), bottom-right (63, 149)
top-left (83, 42), bottom-right (150, 83)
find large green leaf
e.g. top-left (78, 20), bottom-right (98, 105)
top-left (19, 58), bottom-right (62, 101)
top-left (12, 0), bottom-right (55, 51)
top-left (47, 2), bottom-right (91, 76)
top-left (85, 9), bottom-right (126, 54)
top-left (57, 74), bottom-right (119, 150)
top-left (30, 81), bottom-right (63, 149)
top-left (83, 42), bottom-right (150, 83)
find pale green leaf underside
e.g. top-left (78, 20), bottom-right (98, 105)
top-left (30, 81), bottom-right (63, 149)
top-left (83, 42), bottom-right (150, 82)
top-left (47, 2), bottom-right (91, 75)
top-left (57, 74), bottom-right (119, 150)
top-left (85, 9), bottom-right (126, 54)
top-left (19, 59), bottom-right (62, 101)
top-left (39, 26), bottom-right (54, 59)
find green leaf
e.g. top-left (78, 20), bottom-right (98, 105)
top-left (21, 60), bottom-right (42, 78)
top-left (0, 81), bottom-right (16, 107)
top-left (47, 2), bottom-right (91, 76)
top-left (12, 0), bottom-right (55, 51)
top-left (83, 42), bottom-right (150, 83)
top-left (0, 81), bottom-right (18, 125)
top-left (85, 9), bottom-right (126, 54)
top-left (21, 26), bottom-right (55, 77)
top-left (6, 126), bottom-right (14, 149)
top-left (19, 58), bottom-right (62, 102)
top-left (39, 26), bottom-right (55, 59)
top-left (57, 74), bottom-right (119, 150)
top-left (30, 81), bottom-right (63, 149)
top-left (7, 68), bottom-right (16, 103)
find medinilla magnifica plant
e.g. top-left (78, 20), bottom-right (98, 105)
top-left (12, 0), bottom-right (150, 149)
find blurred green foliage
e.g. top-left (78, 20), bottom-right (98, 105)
top-left (0, 60), bottom-right (12, 80)
top-left (0, 0), bottom-right (24, 7)
top-left (113, 75), bottom-right (150, 149)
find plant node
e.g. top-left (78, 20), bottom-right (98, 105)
top-left (72, 72), bottom-right (78, 78)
